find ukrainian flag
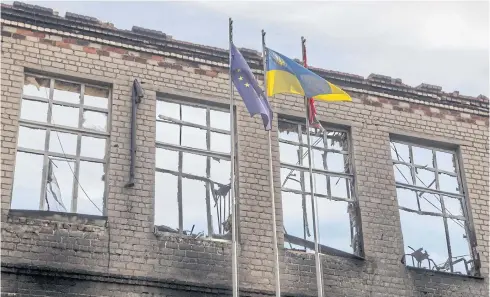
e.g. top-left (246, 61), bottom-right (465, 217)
top-left (265, 48), bottom-right (352, 102)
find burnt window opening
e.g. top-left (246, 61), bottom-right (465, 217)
top-left (10, 74), bottom-right (110, 216)
top-left (278, 118), bottom-right (363, 257)
top-left (391, 140), bottom-right (480, 276)
top-left (154, 98), bottom-right (234, 240)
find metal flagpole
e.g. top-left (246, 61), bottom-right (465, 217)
top-left (302, 36), bottom-right (324, 297)
top-left (262, 29), bottom-right (281, 297)
top-left (229, 17), bottom-right (239, 297)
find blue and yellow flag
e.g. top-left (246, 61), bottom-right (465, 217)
top-left (265, 48), bottom-right (352, 102)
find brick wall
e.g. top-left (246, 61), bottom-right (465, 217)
top-left (1, 14), bottom-right (488, 297)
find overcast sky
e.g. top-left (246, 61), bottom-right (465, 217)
top-left (16, 1), bottom-right (489, 97)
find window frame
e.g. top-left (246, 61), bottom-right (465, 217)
top-left (154, 96), bottom-right (236, 240)
top-left (390, 137), bottom-right (480, 276)
top-left (278, 116), bottom-right (364, 258)
top-left (11, 73), bottom-right (111, 215)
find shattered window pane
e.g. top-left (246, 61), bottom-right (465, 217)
top-left (14, 74), bottom-right (110, 215)
top-left (53, 80), bottom-right (81, 104)
top-left (18, 126), bottom-right (46, 150)
top-left (11, 152), bottom-right (43, 210)
top-left (45, 158), bottom-right (74, 212)
top-left (23, 75), bottom-right (50, 99)
top-left (52, 104), bottom-right (79, 128)
top-left (154, 99), bottom-right (232, 239)
top-left (82, 110), bottom-right (107, 132)
top-left (84, 85), bottom-right (109, 109)
top-left (49, 130), bottom-right (77, 156)
top-left (394, 163), bottom-right (413, 184)
top-left (20, 99), bottom-right (48, 122)
top-left (391, 140), bottom-right (477, 276)
top-left (279, 119), bottom-right (360, 256)
top-left (391, 142), bottom-right (409, 162)
top-left (77, 161), bottom-right (104, 216)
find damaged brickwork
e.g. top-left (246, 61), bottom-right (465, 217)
top-left (1, 2), bottom-right (488, 296)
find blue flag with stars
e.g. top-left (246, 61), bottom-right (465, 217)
top-left (230, 43), bottom-right (273, 130)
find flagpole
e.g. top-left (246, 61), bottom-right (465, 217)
top-left (302, 36), bottom-right (324, 297)
top-left (262, 29), bottom-right (281, 297)
top-left (229, 17), bottom-right (239, 297)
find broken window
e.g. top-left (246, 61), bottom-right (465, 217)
top-left (155, 98), bottom-right (233, 240)
top-left (279, 118), bottom-right (362, 257)
top-left (391, 140), bottom-right (480, 276)
top-left (10, 74), bottom-right (110, 216)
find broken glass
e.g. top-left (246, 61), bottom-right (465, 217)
top-left (210, 132), bottom-right (230, 154)
top-left (155, 148), bottom-right (179, 171)
top-left (317, 198), bottom-right (353, 254)
top-left (399, 210), bottom-right (448, 270)
top-left (52, 104), bottom-right (79, 128)
top-left (182, 152), bottom-right (206, 177)
top-left (11, 152), bottom-right (43, 210)
top-left (23, 75), bottom-right (50, 99)
top-left (278, 121), bottom-right (299, 143)
top-left (436, 151), bottom-right (456, 173)
top-left (182, 178), bottom-right (208, 237)
top-left (17, 126), bottom-right (46, 151)
top-left (413, 146), bottom-right (434, 168)
top-left (181, 105), bottom-right (206, 126)
top-left (438, 173), bottom-right (460, 194)
top-left (84, 85), bottom-right (109, 109)
top-left (210, 110), bottom-right (230, 131)
top-left (81, 136), bottom-right (106, 159)
top-left (154, 172), bottom-right (179, 229)
top-left (44, 158), bottom-right (74, 212)
top-left (281, 167), bottom-right (303, 191)
top-left (181, 126), bottom-right (206, 150)
top-left (326, 131), bottom-right (348, 151)
top-left (447, 219), bottom-right (472, 274)
top-left (82, 110), bottom-right (107, 132)
top-left (282, 191), bottom-right (307, 243)
top-left (77, 161), bottom-right (104, 215)
top-left (156, 121), bottom-right (180, 145)
top-left (49, 130), bottom-right (77, 156)
top-left (156, 100), bottom-right (180, 121)
top-left (53, 80), bottom-right (81, 105)
top-left (20, 99), bottom-right (48, 122)
top-left (390, 142), bottom-right (409, 162)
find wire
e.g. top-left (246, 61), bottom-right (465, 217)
top-left (43, 87), bottom-right (103, 214)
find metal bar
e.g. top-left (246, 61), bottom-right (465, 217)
top-left (280, 163), bottom-right (353, 179)
top-left (392, 159), bottom-right (457, 177)
top-left (21, 95), bottom-right (49, 103)
top-left (302, 36), bottom-right (323, 297)
top-left (205, 107), bottom-right (213, 236)
top-left (19, 120), bottom-right (109, 137)
top-left (72, 83), bottom-right (85, 213)
top-left (282, 187), bottom-right (353, 202)
top-left (229, 18), bottom-right (239, 297)
top-left (155, 168), bottom-right (228, 188)
top-left (284, 233), bottom-right (364, 260)
top-left (398, 206), bottom-right (466, 220)
top-left (395, 183), bottom-right (464, 199)
top-left (48, 99), bottom-right (109, 113)
top-left (279, 138), bottom-right (349, 154)
top-left (262, 29), bottom-right (281, 297)
top-left (391, 139), bottom-right (458, 155)
top-left (156, 141), bottom-right (230, 160)
top-left (158, 96), bottom-right (230, 113)
top-left (39, 78), bottom-right (55, 211)
top-left (298, 124), bottom-right (309, 243)
top-left (17, 148), bottom-right (105, 163)
top-left (178, 102), bottom-right (184, 234)
top-left (157, 116), bottom-right (230, 135)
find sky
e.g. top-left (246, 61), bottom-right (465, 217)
top-left (11, 0), bottom-right (490, 97)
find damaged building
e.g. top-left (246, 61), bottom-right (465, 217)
top-left (1, 2), bottom-right (489, 296)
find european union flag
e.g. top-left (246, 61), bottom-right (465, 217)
top-left (230, 43), bottom-right (273, 130)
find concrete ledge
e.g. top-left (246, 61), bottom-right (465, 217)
top-left (8, 209), bottom-right (108, 227)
